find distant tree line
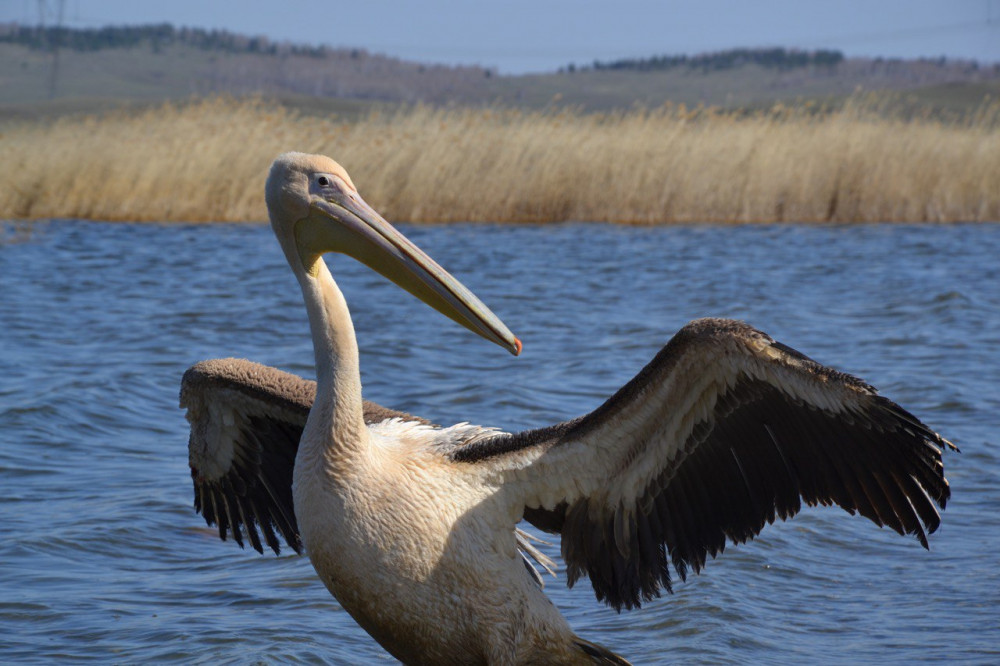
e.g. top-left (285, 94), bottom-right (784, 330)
top-left (0, 22), bottom-right (333, 58)
top-left (569, 47), bottom-right (845, 73)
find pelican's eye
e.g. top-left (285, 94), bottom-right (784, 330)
top-left (317, 175), bottom-right (331, 188)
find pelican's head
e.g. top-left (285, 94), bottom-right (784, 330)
top-left (265, 152), bottom-right (521, 356)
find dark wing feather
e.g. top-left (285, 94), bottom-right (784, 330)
top-left (451, 318), bottom-right (956, 611)
top-left (180, 358), bottom-right (429, 555)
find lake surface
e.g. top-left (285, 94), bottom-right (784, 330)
top-left (1, 220), bottom-right (997, 664)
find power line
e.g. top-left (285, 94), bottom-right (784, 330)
top-left (33, 0), bottom-right (66, 98)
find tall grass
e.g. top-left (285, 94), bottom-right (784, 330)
top-left (2, 96), bottom-right (998, 223)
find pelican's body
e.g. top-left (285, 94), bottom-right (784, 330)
top-left (296, 418), bottom-right (569, 663)
top-left (182, 153), bottom-right (954, 664)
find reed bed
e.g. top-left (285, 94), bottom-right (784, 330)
top-left (2, 96), bottom-right (998, 223)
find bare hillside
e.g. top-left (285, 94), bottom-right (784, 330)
top-left (2, 23), bottom-right (999, 118)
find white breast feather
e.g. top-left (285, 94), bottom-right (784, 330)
top-left (368, 418), bottom-right (507, 454)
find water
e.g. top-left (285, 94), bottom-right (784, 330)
top-left (1, 220), bottom-right (997, 664)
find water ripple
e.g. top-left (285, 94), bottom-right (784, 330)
top-left (1, 220), bottom-right (997, 663)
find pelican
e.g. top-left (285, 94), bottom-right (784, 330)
top-left (181, 152), bottom-right (955, 664)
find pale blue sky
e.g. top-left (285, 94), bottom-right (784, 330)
top-left (3, 1), bottom-right (998, 73)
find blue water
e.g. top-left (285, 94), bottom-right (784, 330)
top-left (1, 220), bottom-right (997, 664)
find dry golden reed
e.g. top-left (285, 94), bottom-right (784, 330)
top-left (2, 95), bottom-right (998, 223)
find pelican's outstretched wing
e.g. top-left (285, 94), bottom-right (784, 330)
top-left (180, 358), bottom-right (428, 555)
top-left (449, 318), bottom-right (956, 611)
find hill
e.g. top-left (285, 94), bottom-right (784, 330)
top-left (2, 23), bottom-right (1000, 122)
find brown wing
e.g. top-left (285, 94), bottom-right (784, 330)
top-left (180, 357), bottom-right (429, 555)
top-left (450, 318), bottom-right (956, 610)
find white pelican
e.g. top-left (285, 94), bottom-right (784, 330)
top-left (181, 152), bottom-right (955, 665)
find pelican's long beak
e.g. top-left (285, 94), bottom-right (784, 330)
top-left (297, 187), bottom-right (521, 356)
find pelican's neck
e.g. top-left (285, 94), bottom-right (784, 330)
top-left (296, 255), bottom-right (368, 468)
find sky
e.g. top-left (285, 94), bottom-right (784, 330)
top-left (3, 1), bottom-right (999, 74)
